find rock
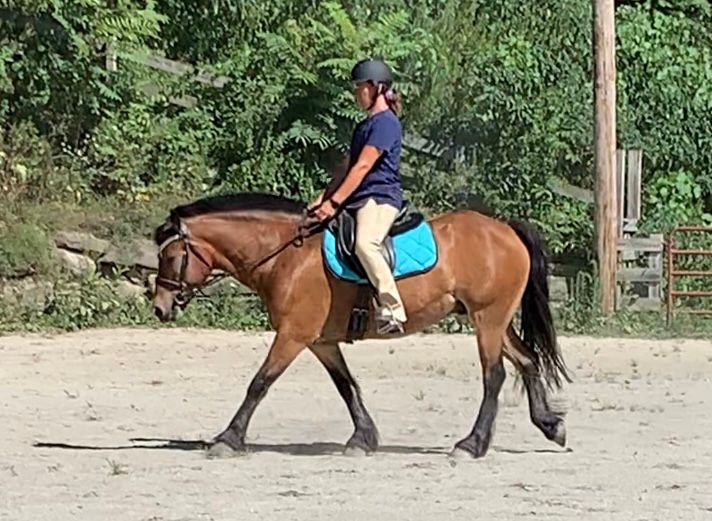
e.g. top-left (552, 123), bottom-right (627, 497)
top-left (147, 274), bottom-right (157, 294)
top-left (56, 249), bottom-right (96, 276)
top-left (54, 231), bottom-right (110, 255)
top-left (0, 279), bottom-right (53, 308)
top-left (100, 239), bottom-right (158, 270)
top-left (116, 280), bottom-right (146, 300)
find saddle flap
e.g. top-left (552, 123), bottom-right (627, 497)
top-left (328, 210), bottom-right (361, 274)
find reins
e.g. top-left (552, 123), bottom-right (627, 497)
top-left (243, 211), bottom-right (323, 273)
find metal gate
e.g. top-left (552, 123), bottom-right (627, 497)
top-left (666, 226), bottom-right (712, 325)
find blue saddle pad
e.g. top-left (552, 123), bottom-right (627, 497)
top-left (322, 219), bottom-right (438, 283)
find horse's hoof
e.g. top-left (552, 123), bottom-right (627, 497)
top-left (552, 421), bottom-right (567, 447)
top-left (451, 434), bottom-right (488, 459)
top-left (344, 428), bottom-right (378, 456)
top-left (448, 446), bottom-right (476, 460)
top-left (343, 444), bottom-right (369, 457)
top-left (206, 441), bottom-right (244, 459)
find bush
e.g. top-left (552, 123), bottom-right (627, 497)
top-left (0, 222), bottom-right (56, 278)
top-left (0, 275), bottom-right (271, 334)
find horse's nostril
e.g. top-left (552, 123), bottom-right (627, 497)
top-left (154, 306), bottom-right (164, 320)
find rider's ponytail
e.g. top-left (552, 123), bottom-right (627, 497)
top-left (384, 87), bottom-right (402, 116)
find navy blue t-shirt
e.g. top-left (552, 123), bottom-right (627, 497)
top-left (344, 109), bottom-right (403, 210)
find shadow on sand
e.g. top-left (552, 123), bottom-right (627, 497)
top-left (34, 437), bottom-right (449, 456)
top-left (33, 438), bottom-right (573, 457)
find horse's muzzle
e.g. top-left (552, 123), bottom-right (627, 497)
top-left (154, 305), bottom-right (177, 322)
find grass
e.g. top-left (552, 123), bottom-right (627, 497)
top-left (556, 300), bottom-right (712, 340)
top-left (106, 459), bottom-right (128, 476)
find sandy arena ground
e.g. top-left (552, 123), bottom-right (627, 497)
top-left (1, 328), bottom-right (711, 520)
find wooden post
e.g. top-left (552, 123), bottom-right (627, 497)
top-left (593, 0), bottom-right (618, 315)
top-left (625, 149), bottom-right (642, 231)
top-left (648, 233), bottom-right (663, 302)
top-left (616, 149), bottom-right (626, 239)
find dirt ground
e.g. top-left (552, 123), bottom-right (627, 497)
top-left (1, 328), bottom-right (711, 520)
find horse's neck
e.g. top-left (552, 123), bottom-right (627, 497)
top-left (194, 213), bottom-right (301, 289)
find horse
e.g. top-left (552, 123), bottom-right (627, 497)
top-left (151, 192), bottom-right (570, 459)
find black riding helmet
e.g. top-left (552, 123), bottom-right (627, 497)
top-left (351, 58), bottom-right (394, 86)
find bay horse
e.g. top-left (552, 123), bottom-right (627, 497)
top-left (151, 192), bottom-right (570, 459)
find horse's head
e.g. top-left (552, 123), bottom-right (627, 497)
top-left (152, 214), bottom-right (214, 322)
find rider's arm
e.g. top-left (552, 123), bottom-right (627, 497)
top-left (327, 145), bottom-right (382, 206)
top-left (308, 154), bottom-right (349, 209)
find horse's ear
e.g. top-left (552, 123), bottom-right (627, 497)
top-left (153, 219), bottom-right (171, 245)
top-left (169, 210), bottom-right (189, 236)
top-left (169, 209), bottom-right (180, 227)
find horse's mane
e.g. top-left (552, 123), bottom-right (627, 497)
top-left (153, 192), bottom-right (306, 246)
top-left (173, 192), bottom-right (305, 217)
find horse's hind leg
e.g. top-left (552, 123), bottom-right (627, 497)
top-left (310, 342), bottom-right (379, 454)
top-left (452, 309), bottom-right (508, 458)
top-left (504, 327), bottom-right (566, 446)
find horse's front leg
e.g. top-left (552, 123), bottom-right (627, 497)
top-left (208, 333), bottom-right (306, 458)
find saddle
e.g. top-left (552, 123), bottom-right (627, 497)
top-left (323, 201), bottom-right (434, 342)
top-left (327, 201), bottom-right (424, 280)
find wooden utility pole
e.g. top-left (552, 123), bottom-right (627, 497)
top-left (593, 0), bottom-right (618, 315)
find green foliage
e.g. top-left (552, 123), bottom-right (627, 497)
top-left (2, 0), bottom-right (712, 333)
top-left (403, 0), bottom-right (597, 254)
top-left (642, 171), bottom-right (711, 232)
top-left (81, 101), bottom-right (215, 199)
top-left (0, 2), bottom-right (162, 137)
top-left (180, 1), bottom-right (438, 200)
top-left (617, 3), bottom-right (712, 234)
top-left (0, 276), bottom-right (271, 334)
top-left (3, 0), bottom-right (710, 232)
top-left (35, 276), bottom-right (152, 331)
top-left (0, 121), bottom-right (54, 201)
top-left (403, 0), bottom-right (712, 255)
top-left (0, 222), bottom-right (56, 278)
top-left (179, 295), bottom-right (270, 331)
top-left (0, 1), bottom-right (209, 202)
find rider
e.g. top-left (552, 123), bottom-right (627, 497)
top-left (309, 57), bottom-right (407, 334)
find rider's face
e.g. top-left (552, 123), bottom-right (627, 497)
top-left (353, 81), bottom-right (376, 110)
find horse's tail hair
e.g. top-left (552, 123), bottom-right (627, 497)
top-left (508, 220), bottom-right (571, 389)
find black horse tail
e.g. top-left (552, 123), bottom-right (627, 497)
top-left (508, 220), bottom-right (571, 389)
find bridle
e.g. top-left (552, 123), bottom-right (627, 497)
top-left (155, 212), bottom-right (323, 307)
top-left (155, 221), bottom-right (226, 307)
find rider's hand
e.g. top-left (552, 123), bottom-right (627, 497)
top-left (312, 199), bottom-right (338, 221)
top-left (307, 192), bottom-right (324, 212)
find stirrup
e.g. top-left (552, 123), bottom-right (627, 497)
top-left (376, 316), bottom-right (405, 334)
